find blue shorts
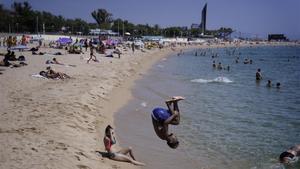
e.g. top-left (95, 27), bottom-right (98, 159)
top-left (151, 107), bottom-right (171, 122)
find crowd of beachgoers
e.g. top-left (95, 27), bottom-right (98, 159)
top-left (0, 34), bottom-right (225, 77)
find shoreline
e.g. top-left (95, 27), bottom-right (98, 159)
top-left (97, 46), bottom-right (195, 168)
top-left (0, 37), bottom-right (299, 169)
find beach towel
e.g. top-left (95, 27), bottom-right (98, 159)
top-left (31, 74), bottom-right (47, 79)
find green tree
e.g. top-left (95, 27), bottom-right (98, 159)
top-left (91, 9), bottom-right (113, 29)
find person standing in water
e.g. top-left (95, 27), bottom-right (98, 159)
top-left (103, 125), bottom-right (145, 166)
top-left (256, 68), bottom-right (262, 81)
top-left (212, 61), bottom-right (216, 68)
top-left (266, 80), bottom-right (272, 87)
top-left (151, 96), bottom-right (184, 149)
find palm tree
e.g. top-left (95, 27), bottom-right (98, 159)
top-left (91, 9), bottom-right (113, 29)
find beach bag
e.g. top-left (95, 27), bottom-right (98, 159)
top-left (18, 55), bottom-right (26, 61)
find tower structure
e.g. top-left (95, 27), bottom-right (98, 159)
top-left (200, 3), bottom-right (207, 34)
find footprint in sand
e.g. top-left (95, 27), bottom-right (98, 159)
top-left (74, 155), bottom-right (80, 161)
top-left (112, 164), bottom-right (120, 169)
top-left (76, 165), bottom-right (91, 169)
top-left (83, 105), bottom-right (92, 112)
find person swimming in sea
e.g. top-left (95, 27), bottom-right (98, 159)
top-left (276, 82), bottom-right (281, 89)
top-left (151, 96), bottom-right (184, 149)
top-left (212, 61), bottom-right (216, 68)
top-left (279, 144), bottom-right (300, 164)
top-left (266, 80), bottom-right (272, 87)
top-left (217, 62), bottom-right (222, 70)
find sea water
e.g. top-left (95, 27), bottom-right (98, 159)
top-left (116, 46), bottom-right (300, 169)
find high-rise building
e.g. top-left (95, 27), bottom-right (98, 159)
top-left (200, 3), bottom-right (207, 34)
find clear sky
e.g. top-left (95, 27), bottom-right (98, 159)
top-left (2, 0), bottom-right (300, 39)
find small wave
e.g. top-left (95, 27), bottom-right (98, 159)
top-left (191, 77), bottom-right (233, 83)
top-left (157, 64), bottom-right (164, 68)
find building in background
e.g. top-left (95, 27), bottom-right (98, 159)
top-left (268, 34), bottom-right (288, 41)
top-left (199, 3), bottom-right (207, 35)
top-left (191, 24), bottom-right (200, 29)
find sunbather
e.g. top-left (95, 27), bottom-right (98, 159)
top-left (44, 66), bottom-right (70, 79)
top-left (103, 125), bottom-right (145, 166)
top-left (52, 58), bottom-right (64, 65)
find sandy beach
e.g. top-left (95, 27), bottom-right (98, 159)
top-left (0, 35), bottom-right (298, 169)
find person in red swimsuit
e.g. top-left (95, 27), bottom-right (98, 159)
top-left (103, 125), bottom-right (145, 166)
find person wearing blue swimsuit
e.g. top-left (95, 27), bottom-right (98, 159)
top-left (151, 96), bottom-right (184, 149)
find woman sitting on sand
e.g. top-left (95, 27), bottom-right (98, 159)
top-left (103, 125), bottom-right (145, 166)
top-left (41, 66), bottom-right (70, 79)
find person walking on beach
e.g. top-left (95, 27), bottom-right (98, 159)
top-left (87, 43), bottom-right (98, 63)
top-left (256, 68), bottom-right (262, 81)
top-left (131, 42), bottom-right (135, 53)
top-left (151, 96), bottom-right (184, 149)
top-left (103, 125), bottom-right (145, 166)
top-left (84, 39), bottom-right (88, 52)
top-left (279, 144), bottom-right (300, 164)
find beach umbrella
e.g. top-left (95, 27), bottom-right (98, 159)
top-left (56, 37), bottom-right (72, 45)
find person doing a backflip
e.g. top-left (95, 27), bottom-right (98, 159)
top-left (151, 96), bottom-right (184, 149)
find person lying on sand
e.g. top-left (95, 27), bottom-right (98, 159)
top-left (10, 62), bottom-right (28, 68)
top-left (29, 46), bottom-right (39, 52)
top-left (45, 58), bottom-right (76, 67)
top-left (39, 66), bottom-right (70, 79)
top-left (279, 144), bottom-right (300, 164)
top-left (32, 51), bottom-right (46, 55)
top-left (52, 58), bottom-right (63, 65)
top-left (4, 50), bottom-right (17, 61)
top-left (0, 56), bottom-right (27, 67)
top-left (151, 96), bottom-right (184, 149)
top-left (103, 125), bottom-right (145, 166)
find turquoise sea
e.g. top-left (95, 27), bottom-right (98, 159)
top-left (116, 45), bottom-right (300, 169)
